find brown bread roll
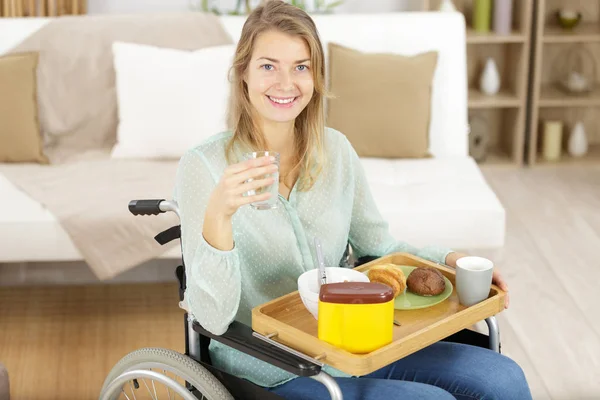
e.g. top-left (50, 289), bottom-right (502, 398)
top-left (406, 267), bottom-right (446, 296)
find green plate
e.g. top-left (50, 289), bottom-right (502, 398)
top-left (364, 265), bottom-right (453, 310)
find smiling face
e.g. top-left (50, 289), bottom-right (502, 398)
top-left (245, 30), bottom-right (314, 126)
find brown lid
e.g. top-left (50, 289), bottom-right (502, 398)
top-left (319, 282), bottom-right (394, 304)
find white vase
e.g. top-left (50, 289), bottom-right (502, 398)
top-left (438, 0), bottom-right (457, 12)
top-left (568, 121), bottom-right (588, 157)
top-left (480, 58), bottom-right (501, 95)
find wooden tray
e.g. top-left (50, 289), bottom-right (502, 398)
top-left (251, 252), bottom-right (506, 376)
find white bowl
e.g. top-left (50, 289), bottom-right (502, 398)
top-left (297, 267), bottom-right (370, 320)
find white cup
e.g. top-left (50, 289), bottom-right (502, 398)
top-left (455, 256), bottom-right (494, 307)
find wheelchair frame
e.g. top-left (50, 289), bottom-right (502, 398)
top-left (126, 198), bottom-right (501, 400)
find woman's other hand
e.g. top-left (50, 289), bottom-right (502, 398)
top-left (446, 252), bottom-right (510, 309)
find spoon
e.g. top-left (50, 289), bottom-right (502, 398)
top-left (314, 237), bottom-right (327, 290)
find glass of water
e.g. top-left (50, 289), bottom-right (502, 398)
top-left (242, 151), bottom-right (280, 210)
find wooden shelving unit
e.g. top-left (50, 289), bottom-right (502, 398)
top-left (424, 1), bottom-right (534, 166)
top-left (528, 0), bottom-right (600, 166)
top-left (536, 143), bottom-right (600, 165)
top-left (466, 28), bottom-right (528, 43)
top-left (0, 0), bottom-right (86, 17)
top-left (543, 22), bottom-right (600, 43)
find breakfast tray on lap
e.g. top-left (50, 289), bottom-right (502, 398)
top-left (251, 252), bottom-right (506, 376)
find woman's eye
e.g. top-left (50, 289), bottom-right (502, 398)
top-left (262, 64), bottom-right (274, 71)
top-left (296, 65), bottom-right (309, 72)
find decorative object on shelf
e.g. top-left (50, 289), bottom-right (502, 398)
top-left (473, 0), bottom-right (492, 33)
top-left (493, 0), bottom-right (513, 35)
top-left (192, 0), bottom-right (223, 14)
top-left (553, 45), bottom-right (597, 95)
top-left (568, 121), bottom-right (589, 157)
top-left (556, 8), bottom-right (582, 30)
top-left (479, 58), bottom-right (501, 95)
top-left (468, 114), bottom-right (490, 162)
top-left (290, 0), bottom-right (307, 10)
top-left (313, 0), bottom-right (345, 14)
top-left (437, 0), bottom-right (457, 12)
top-left (541, 120), bottom-right (563, 161)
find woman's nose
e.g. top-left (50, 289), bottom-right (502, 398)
top-left (276, 70), bottom-right (295, 90)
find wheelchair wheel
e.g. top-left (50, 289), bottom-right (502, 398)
top-left (100, 347), bottom-right (234, 400)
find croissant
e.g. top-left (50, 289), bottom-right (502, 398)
top-left (368, 264), bottom-right (407, 298)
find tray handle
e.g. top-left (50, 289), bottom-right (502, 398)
top-left (252, 331), bottom-right (326, 367)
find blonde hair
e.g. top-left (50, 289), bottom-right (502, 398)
top-left (225, 0), bottom-right (327, 192)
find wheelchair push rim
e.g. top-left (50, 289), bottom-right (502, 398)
top-left (100, 347), bottom-right (234, 400)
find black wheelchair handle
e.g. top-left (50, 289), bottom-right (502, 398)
top-left (128, 199), bottom-right (165, 216)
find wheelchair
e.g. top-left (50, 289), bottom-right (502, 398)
top-left (99, 199), bottom-right (501, 400)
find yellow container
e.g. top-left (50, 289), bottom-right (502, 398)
top-left (318, 282), bottom-right (394, 354)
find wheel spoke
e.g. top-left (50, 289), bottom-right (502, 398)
top-left (121, 389), bottom-right (132, 400)
top-left (164, 370), bottom-right (173, 400)
top-left (142, 379), bottom-right (158, 400)
top-left (129, 381), bottom-right (138, 400)
top-left (151, 376), bottom-right (158, 399)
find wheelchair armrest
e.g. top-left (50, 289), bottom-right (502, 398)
top-left (193, 320), bottom-right (322, 377)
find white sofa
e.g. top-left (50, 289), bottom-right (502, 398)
top-left (0, 12), bottom-right (505, 270)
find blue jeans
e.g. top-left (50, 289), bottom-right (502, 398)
top-left (267, 342), bottom-right (532, 400)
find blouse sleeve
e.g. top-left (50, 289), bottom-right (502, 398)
top-left (174, 148), bottom-right (241, 335)
top-left (345, 138), bottom-right (453, 265)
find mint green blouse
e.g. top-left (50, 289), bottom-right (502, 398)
top-left (173, 128), bottom-right (453, 388)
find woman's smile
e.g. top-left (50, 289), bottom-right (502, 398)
top-left (266, 95), bottom-right (299, 108)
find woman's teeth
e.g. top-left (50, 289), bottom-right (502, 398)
top-left (268, 96), bottom-right (296, 104)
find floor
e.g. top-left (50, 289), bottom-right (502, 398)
top-left (0, 283), bottom-right (184, 400)
top-left (0, 164), bottom-right (599, 400)
top-left (465, 164), bottom-right (600, 400)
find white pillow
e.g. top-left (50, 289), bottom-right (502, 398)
top-left (111, 41), bottom-right (236, 159)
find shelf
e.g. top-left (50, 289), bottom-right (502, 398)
top-left (537, 144), bottom-right (600, 166)
top-left (539, 84), bottom-right (600, 108)
top-left (478, 149), bottom-right (517, 167)
top-left (544, 23), bottom-right (600, 43)
top-left (467, 29), bottom-right (527, 44)
top-left (468, 89), bottom-right (521, 109)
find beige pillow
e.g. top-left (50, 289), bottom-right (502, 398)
top-left (326, 43), bottom-right (438, 158)
top-left (0, 52), bottom-right (48, 164)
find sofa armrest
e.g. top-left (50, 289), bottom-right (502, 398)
top-left (193, 321), bottom-right (322, 378)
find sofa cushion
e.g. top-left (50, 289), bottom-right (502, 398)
top-left (360, 157), bottom-right (505, 250)
top-left (326, 43), bottom-right (437, 159)
top-left (6, 13), bottom-right (234, 164)
top-left (111, 42), bottom-right (235, 159)
top-left (0, 52), bottom-right (48, 164)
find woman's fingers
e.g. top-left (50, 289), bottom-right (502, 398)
top-left (234, 163), bottom-right (278, 185)
top-left (492, 270), bottom-right (510, 309)
top-left (234, 177), bottom-right (276, 196)
top-left (235, 191), bottom-right (273, 208)
top-left (224, 156), bottom-right (275, 178)
top-left (494, 272), bottom-right (509, 291)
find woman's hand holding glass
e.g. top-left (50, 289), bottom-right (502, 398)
top-left (207, 155), bottom-right (278, 219)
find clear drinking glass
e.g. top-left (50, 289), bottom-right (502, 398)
top-left (242, 151), bottom-right (280, 210)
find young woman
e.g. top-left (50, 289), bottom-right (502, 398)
top-left (174, 1), bottom-right (532, 399)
